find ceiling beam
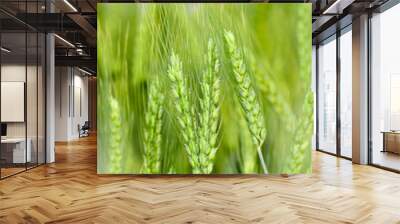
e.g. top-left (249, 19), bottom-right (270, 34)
top-left (11, 13), bottom-right (82, 32)
top-left (66, 14), bottom-right (96, 47)
top-left (55, 55), bottom-right (96, 69)
top-left (322, 0), bottom-right (356, 14)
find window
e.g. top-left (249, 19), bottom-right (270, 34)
top-left (339, 28), bottom-right (352, 158)
top-left (317, 36), bottom-right (337, 154)
top-left (371, 3), bottom-right (400, 171)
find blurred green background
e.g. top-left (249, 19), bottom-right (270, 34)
top-left (97, 3), bottom-right (313, 174)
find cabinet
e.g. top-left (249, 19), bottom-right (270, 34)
top-left (382, 132), bottom-right (400, 154)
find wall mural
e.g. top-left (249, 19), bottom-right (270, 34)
top-left (98, 3), bottom-right (313, 174)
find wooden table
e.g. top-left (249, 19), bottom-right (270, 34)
top-left (381, 131), bottom-right (400, 154)
top-left (1, 138), bottom-right (31, 164)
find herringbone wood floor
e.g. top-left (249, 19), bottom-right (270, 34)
top-left (1, 135), bottom-right (400, 224)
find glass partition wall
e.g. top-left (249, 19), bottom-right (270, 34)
top-left (370, 3), bottom-right (400, 172)
top-left (316, 26), bottom-right (352, 159)
top-left (0, 30), bottom-right (27, 177)
top-left (0, 3), bottom-right (46, 179)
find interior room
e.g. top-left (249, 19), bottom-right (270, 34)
top-left (0, 0), bottom-right (400, 223)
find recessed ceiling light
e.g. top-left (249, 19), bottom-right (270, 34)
top-left (54, 34), bottom-right (75, 48)
top-left (63, 0), bottom-right (78, 12)
top-left (78, 67), bottom-right (93, 76)
top-left (1, 47), bottom-right (11, 53)
top-left (322, 0), bottom-right (353, 15)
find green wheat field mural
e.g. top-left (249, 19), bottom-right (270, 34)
top-left (98, 3), bottom-right (313, 174)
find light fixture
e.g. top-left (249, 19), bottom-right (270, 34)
top-left (1, 47), bottom-right (11, 53)
top-left (63, 0), bottom-right (78, 12)
top-left (322, 0), bottom-right (345, 15)
top-left (78, 67), bottom-right (93, 76)
top-left (54, 34), bottom-right (75, 48)
top-left (76, 48), bottom-right (86, 56)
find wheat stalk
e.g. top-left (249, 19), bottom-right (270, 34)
top-left (198, 38), bottom-right (221, 174)
top-left (289, 91), bottom-right (314, 173)
top-left (224, 30), bottom-right (268, 174)
top-left (237, 118), bottom-right (258, 173)
top-left (109, 97), bottom-right (122, 173)
top-left (167, 52), bottom-right (202, 173)
top-left (143, 79), bottom-right (165, 174)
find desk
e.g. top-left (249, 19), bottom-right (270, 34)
top-left (1, 138), bottom-right (31, 163)
top-left (382, 131), bottom-right (400, 154)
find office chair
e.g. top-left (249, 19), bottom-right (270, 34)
top-left (79, 121), bottom-right (90, 138)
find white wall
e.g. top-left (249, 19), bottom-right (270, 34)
top-left (1, 65), bottom-right (27, 140)
top-left (1, 65), bottom-right (38, 137)
top-left (55, 66), bottom-right (70, 141)
top-left (1, 64), bottom-right (25, 81)
top-left (72, 72), bottom-right (89, 138)
top-left (55, 67), bottom-right (89, 141)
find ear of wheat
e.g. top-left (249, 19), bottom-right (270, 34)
top-left (109, 97), bottom-right (122, 173)
top-left (167, 52), bottom-right (202, 173)
top-left (143, 79), bottom-right (165, 174)
top-left (289, 91), bottom-right (314, 173)
top-left (224, 30), bottom-right (268, 174)
top-left (198, 38), bottom-right (221, 174)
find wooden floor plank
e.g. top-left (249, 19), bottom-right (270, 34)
top-left (0, 134), bottom-right (400, 223)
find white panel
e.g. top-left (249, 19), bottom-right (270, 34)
top-left (390, 74), bottom-right (400, 130)
top-left (1, 82), bottom-right (25, 122)
top-left (73, 86), bottom-right (82, 138)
